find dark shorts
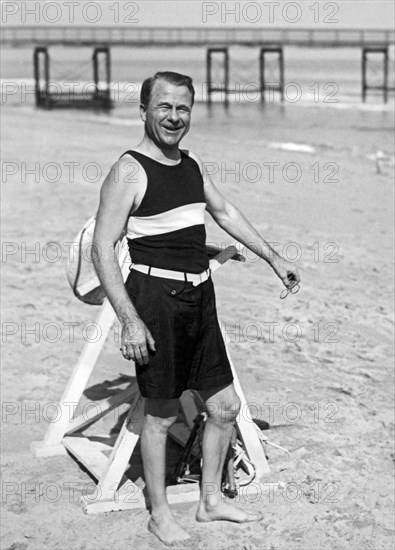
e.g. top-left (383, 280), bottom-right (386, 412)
top-left (124, 269), bottom-right (234, 399)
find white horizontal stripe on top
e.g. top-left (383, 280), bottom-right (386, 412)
top-left (127, 202), bottom-right (206, 240)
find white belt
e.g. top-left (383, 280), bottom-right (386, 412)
top-left (130, 263), bottom-right (211, 287)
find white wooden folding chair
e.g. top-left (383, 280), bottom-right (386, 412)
top-left (31, 243), bottom-right (271, 513)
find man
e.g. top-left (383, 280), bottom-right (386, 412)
top-left (92, 71), bottom-right (300, 545)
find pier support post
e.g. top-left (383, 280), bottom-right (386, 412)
top-left (362, 47), bottom-right (389, 103)
top-left (206, 48), bottom-right (229, 106)
top-left (259, 47), bottom-right (284, 102)
top-left (92, 47), bottom-right (111, 107)
top-left (34, 47), bottom-right (50, 107)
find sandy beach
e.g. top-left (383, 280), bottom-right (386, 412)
top-left (1, 87), bottom-right (394, 550)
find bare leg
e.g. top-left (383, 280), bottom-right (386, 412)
top-left (141, 398), bottom-right (191, 545)
top-left (224, 427), bottom-right (238, 497)
top-left (196, 384), bottom-right (263, 523)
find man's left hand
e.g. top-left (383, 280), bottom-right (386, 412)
top-left (271, 257), bottom-right (301, 289)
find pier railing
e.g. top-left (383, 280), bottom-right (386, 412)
top-left (2, 26), bottom-right (394, 48)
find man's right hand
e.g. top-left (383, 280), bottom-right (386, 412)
top-left (120, 317), bottom-right (156, 366)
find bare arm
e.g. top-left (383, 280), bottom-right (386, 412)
top-left (92, 157), bottom-right (155, 365)
top-left (189, 151), bottom-right (300, 288)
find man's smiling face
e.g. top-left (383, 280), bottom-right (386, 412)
top-left (140, 79), bottom-right (193, 150)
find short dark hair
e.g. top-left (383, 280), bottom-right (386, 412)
top-left (140, 71), bottom-right (195, 108)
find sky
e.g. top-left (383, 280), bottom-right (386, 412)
top-left (1, 0), bottom-right (394, 29)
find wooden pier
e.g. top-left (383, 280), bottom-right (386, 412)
top-left (34, 46), bottom-right (112, 110)
top-left (2, 26), bottom-right (394, 49)
top-left (3, 26), bottom-right (394, 104)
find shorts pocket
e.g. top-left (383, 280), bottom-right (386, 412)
top-left (154, 277), bottom-right (191, 297)
top-left (125, 270), bottom-right (148, 304)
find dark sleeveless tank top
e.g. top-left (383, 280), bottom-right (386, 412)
top-left (123, 150), bottom-right (209, 273)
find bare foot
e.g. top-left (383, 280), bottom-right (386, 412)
top-left (148, 510), bottom-right (191, 546)
top-left (196, 501), bottom-right (263, 523)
